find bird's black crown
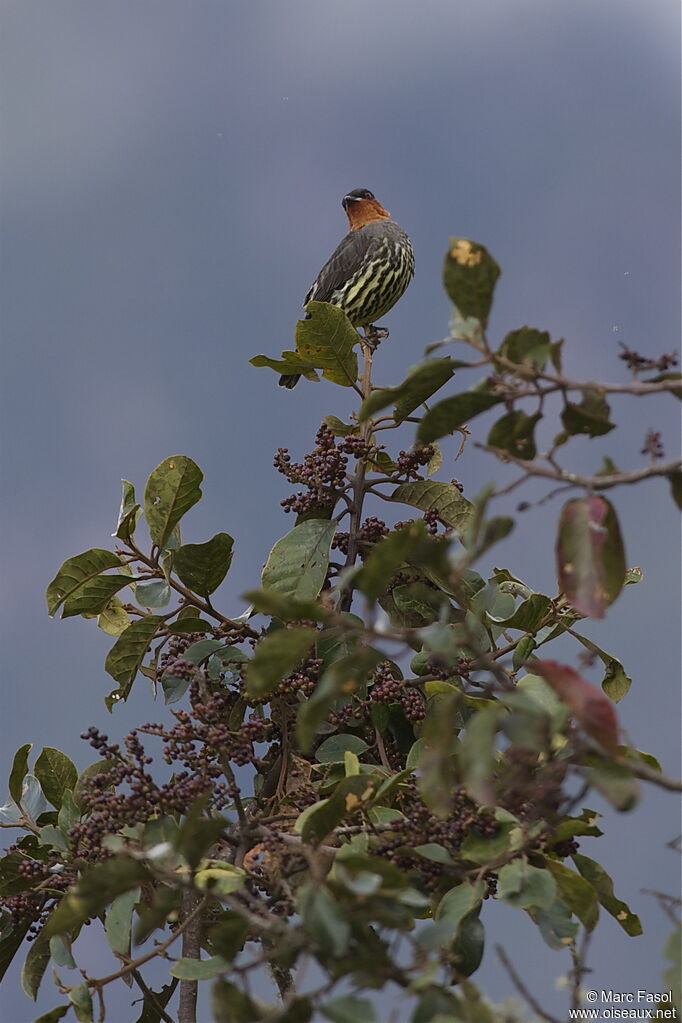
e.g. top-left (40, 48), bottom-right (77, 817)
top-left (342, 188), bottom-right (375, 209)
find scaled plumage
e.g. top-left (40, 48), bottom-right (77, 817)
top-left (280, 188), bottom-right (414, 388)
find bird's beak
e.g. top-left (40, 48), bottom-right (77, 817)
top-left (342, 195), bottom-right (361, 209)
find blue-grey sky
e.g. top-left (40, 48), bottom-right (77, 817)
top-left (2, 2), bottom-right (680, 1019)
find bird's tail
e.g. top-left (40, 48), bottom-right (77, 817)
top-left (278, 373), bottom-right (301, 389)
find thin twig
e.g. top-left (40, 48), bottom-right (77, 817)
top-left (476, 445), bottom-right (681, 491)
top-left (131, 970), bottom-right (178, 1023)
top-left (496, 945), bottom-right (561, 1023)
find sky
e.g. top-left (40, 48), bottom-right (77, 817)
top-left (1, 1), bottom-right (680, 1019)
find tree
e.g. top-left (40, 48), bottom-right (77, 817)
top-left (1, 238), bottom-right (680, 1023)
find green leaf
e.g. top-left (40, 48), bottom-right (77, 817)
top-left (583, 756), bottom-right (639, 811)
top-left (300, 884), bottom-right (350, 957)
top-left (557, 496), bottom-right (626, 618)
top-left (498, 327), bottom-right (551, 370)
top-left (62, 573), bottom-right (133, 618)
top-left (498, 861), bottom-right (557, 909)
top-left (323, 414), bottom-right (358, 436)
top-left (207, 914), bottom-right (249, 961)
top-left (104, 615), bottom-right (164, 705)
top-left (443, 238), bottom-right (500, 329)
top-left (34, 749), bottom-right (78, 811)
top-left (245, 627), bottom-right (316, 698)
top-left (46, 549), bottom-right (122, 617)
top-left (418, 691), bottom-right (460, 816)
top-left (417, 390), bottom-right (501, 444)
top-left (545, 859), bottom-right (599, 930)
top-left (9, 743), bottom-right (32, 806)
top-left (49, 934), bottom-right (76, 969)
top-left (243, 587), bottom-right (329, 623)
top-left (38, 825), bottom-right (69, 851)
top-left (105, 886), bottom-right (140, 956)
top-left (389, 480), bottom-right (473, 530)
top-left (322, 996), bottom-right (376, 1023)
top-left (667, 469), bottom-right (682, 510)
top-left (212, 978), bottom-right (261, 1023)
top-left (450, 911), bottom-right (485, 978)
top-left (21, 927), bottom-right (51, 1000)
top-left (315, 734), bottom-right (369, 764)
top-left (262, 519), bottom-right (336, 601)
top-left (436, 881), bottom-right (486, 929)
top-left (295, 301), bottom-right (359, 386)
top-left (561, 389), bottom-right (615, 437)
top-left (487, 409), bottom-right (541, 460)
top-left (0, 918), bottom-right (30, 982)
top-left (171, 955), bottom-right (230, 980)
top-left (114, 479), bottom-right (141, 540)
top-left (167, 615), bottom-right (213, 634)
top-left (183, 638), bottom-right (226, 664)
top-left (144, 455), bottom-right (203, 549)
top-left (34, 1007), bottom-right (70, 1023)
top-left (195, 861), bottom-right (246, 896)
top-left (355, 520), bottom-right (449, 600)
top-left (298, 776), bottom-right (377, 845)
top-left (133, 981), bottom-right (178, 1023)
top-left (414, 843), bottom-right (454, 864)
top-left (69, 982), bottom-right (94, 1023)
top-left (533, 897), bottom-right (579, 949)
top-left (572, 853), bottom-right (642, 935)
top-left (570, 631), bottom-right (632, 702)
top-left (97, 597), bottom-right (131, 636)
top-left (173, 532), bottom-right (234, 597)
top-left (251, 351), bottom-right (320, 381)
top-left (134, 579), bottom-right (171, 609)
top-left (359, 357), bottom-right (457, 422)
top-left (45, 858), bottom-right (150, 937)
top-left (392, 581), bottom-right (446, 624)
top-left (459, 704), bottom-right (500, 806)
top-left (493, 593), bottom-right (552, 633)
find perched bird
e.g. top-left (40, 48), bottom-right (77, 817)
top-left (279, 188), bottom-right (414, 388)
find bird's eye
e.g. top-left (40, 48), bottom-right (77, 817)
top-left (361, 190), bottom-right (375, 200)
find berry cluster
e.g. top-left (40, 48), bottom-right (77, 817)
top-left (158, 633), bottom-right (206, 681)
top-left (395, 444), bottom-right (436, 480)
top-left (279, 656), bottom-right (324, 697)
top-left (275, 424), bottom-right (349, 517)
top-left (370, 663), bottom-right (426, 723)
top-left (641, 429), bottom-right (664, 461)
top-left (69, 694), bottom-right (274, 859)
top-left (496, 747), bottom-right (567, 824)
top-left (373, 780), bottom-right (497, 890)
top-left (618, 343), bottom-right (678, 375)
top-left (2, 842), bottom-right (72, 939)
top-left (332, 515), bottom-right (389, 557)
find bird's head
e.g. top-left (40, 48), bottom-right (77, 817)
top-left (342, 188), bottom-right (391, 230)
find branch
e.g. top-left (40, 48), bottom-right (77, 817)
top-left (495, 945), bottom-right (562, 1023)
top-left (476, 444), bottom-right (681, 491)
top-left (131, 971), bottom-right (178, 1023)
top-left (88, 896), bottom-right (208, 992)
top-left (340, 337), bottom-right (374, 612)
top-left (489, 350), bottom-right (681, 396)
top-left (178, 890), bottom-right (201, 1023)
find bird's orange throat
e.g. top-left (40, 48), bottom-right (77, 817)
top-left (345, 198), bottom-right (392, 231)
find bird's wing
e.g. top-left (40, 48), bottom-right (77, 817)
top-left (304, 229), bottom-right (380, 305)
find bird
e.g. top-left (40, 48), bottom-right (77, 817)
top-left (279, 188), bottom-right (414, 388)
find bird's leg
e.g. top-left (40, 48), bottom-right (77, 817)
top-left (362, 324), bottom-right (389, 350)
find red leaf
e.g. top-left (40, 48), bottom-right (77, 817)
top-left (534, 660), bottom-right (620, 754)
top-left (556, 497), bottom-right (626, 618)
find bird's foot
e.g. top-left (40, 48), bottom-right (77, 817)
top-left (363, 325), bottom-right (389, 349)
